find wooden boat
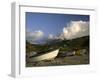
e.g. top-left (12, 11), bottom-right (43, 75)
top-left (29, 49), bottom-right (59, 62)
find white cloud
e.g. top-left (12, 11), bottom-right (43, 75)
top-left (59, 21), bottom-right (89, 40)
top-left (26, 30), bottom-right (44, 43)
top-left (26, 21), bottom-right (89, 43)
top-left (48, 34), bottom-right (54, 39)
top-left (48, 34), bottom-right (60, 40)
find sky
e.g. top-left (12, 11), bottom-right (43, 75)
top-left (26, 12), bottom-right (89, 44)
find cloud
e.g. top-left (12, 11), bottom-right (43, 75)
top-left (26, 30), bottom-right (44, 43)
top-left (48, 34), bottom-right (60, 40)
top-left (59, 21), bottom-right (89, 40)
top-left (48, 34), bottom-right (54, 39)
top-left (26, 20), bottom-right (89, 44)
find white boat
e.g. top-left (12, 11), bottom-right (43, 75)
top-left (29, 49), bottom-right (59, 62)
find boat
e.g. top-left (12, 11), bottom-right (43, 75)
top-left (28, 49), bottom-right (59, 62)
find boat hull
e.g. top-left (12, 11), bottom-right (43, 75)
top-left (29, 49), bottom-right (59, 62)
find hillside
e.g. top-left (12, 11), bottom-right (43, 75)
top-left (26, 36), bottom-right (89, 54)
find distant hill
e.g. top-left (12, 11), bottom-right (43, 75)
top-left (47, 36), bottom-right (89, 50)
top-left (26, 36), bottom-right (89, 53)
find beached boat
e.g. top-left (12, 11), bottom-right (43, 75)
top-left (29, 49), bottom-right (59, 62)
